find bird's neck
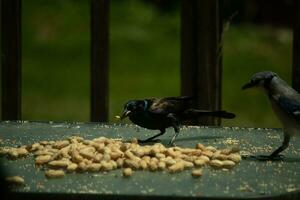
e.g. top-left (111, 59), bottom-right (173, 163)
top-left (143, 99), bottom-right (152, 111)
top-left (143, 100), bottom-right (149, 111)
top-left (129, 100), bottom-right (152, 124)
top-left (267, 77), bottom-right (298, 99)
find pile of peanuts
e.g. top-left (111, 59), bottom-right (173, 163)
top-left (0, 136), bottom-right (241, 178)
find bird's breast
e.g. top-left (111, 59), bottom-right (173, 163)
top-left (270, 98), bottom-right (300, 137)
top-left (129, 113), bottom-right (170, 130)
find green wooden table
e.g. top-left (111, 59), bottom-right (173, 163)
top-left (0, 121), bottom-right (299, 199)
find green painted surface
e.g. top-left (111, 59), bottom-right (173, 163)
top-left (0, 121), bottom-right (299, 199)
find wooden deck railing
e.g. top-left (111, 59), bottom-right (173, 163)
top-left (1, 0), bottom-right (22, 120)
top-left (293, 0), bottom-right (300, 93)
top-left (91, 0), bottom-right (109, 122)
top-left (181, 0), bottom-right (222, 125)
top-left (1, 0), bottom-right (300, 124)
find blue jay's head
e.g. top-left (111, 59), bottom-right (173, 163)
top-left (242, 71), bottom-right (277, 90)
top-left (120, 100), bottom-right (146, 120)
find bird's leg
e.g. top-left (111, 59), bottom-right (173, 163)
top-left (256, 134), bottom-right (290, 161)
top-left (167, 113), bottom-right (180, 146)
top-left (169, 126), bottom-right (179, 146)
top-left (138, 129), bottom-right (166, 143)
top-left (269, 134), bottom-right (290, 159)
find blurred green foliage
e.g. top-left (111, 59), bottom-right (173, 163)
top-left (21, 0), bottom-right (292, 128)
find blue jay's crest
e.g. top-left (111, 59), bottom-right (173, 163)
top-left (242, 71), bottom-right (277, 89)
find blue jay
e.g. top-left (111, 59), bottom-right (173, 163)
top-left (242, 71), bottom-right (300, 159)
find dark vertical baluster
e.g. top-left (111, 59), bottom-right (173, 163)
top-left (91, 0), bottom-right (109, 122)
top-left (293, 0), bottom-right (300, 92)
top-left (1, 0), bottom-right (22, 120)
top-left (181, 0), bottom-right (197, 100)
top-left (181, 0), bottom-right (222, 125)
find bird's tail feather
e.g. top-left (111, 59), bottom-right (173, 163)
top-left (184, 109), bottom-right (235, 119)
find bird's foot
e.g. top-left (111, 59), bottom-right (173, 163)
top-left (138, 139), bottom-right (161, 144)
top-left (250, 154), bottom-right (285, 161)
top-left (168, 141), bottom-right (177, 147)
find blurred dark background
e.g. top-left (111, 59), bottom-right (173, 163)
top-left (1, 0), bottom-right (295, 128)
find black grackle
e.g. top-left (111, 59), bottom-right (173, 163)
top-left (120, 96), bottom-right (235, 145)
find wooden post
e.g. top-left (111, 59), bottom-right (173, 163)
top-left (181, 0), bottom-right (222, 125)
top-left (293, 0), bottom-right (300, 92)
top-left (90, 0), bottom-right (109, 122)
top-left (1, 0), bottom-right (22, 120)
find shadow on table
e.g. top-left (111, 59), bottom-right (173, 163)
top-left (242, 155), bottom-right (300, 163)
top-left (175, 135), bottom-right (225, 142)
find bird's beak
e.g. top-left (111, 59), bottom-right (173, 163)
top-left (120, 110), bottom-right (131, 120)
top-left (242, 82), bottom-right (254, 90)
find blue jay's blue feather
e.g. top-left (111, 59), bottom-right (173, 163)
top-left (278, 96), bottom-right (300, 121)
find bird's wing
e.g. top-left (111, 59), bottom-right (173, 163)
top-left (148, 96), bottom-right (193, 115)
top-left (278, 96), bottom-right (300, 122)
